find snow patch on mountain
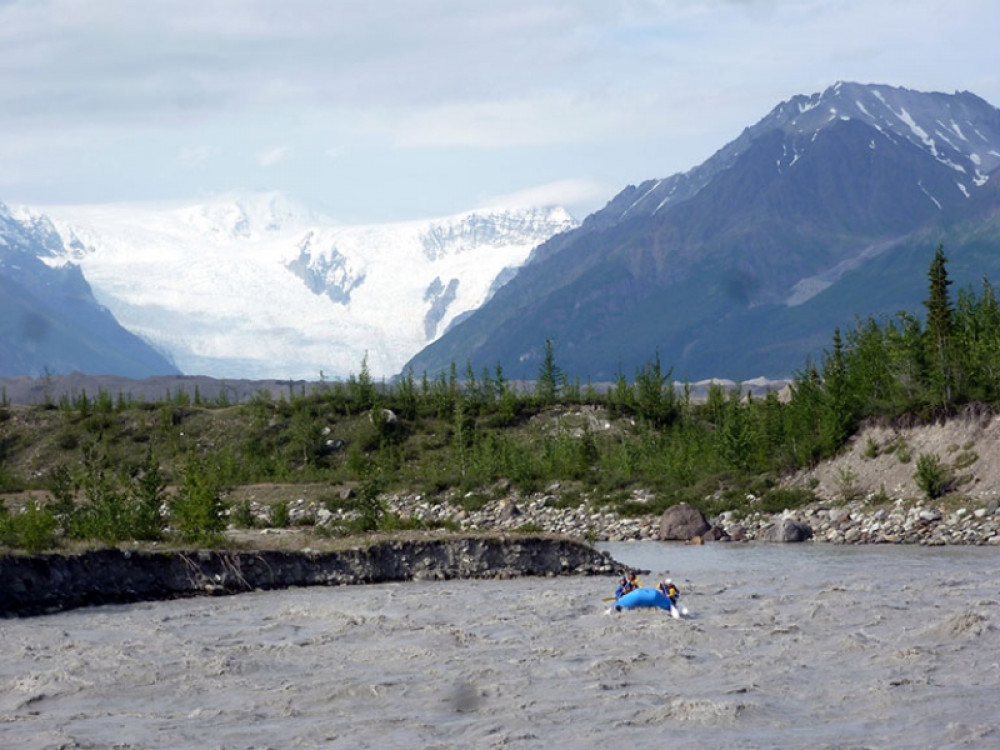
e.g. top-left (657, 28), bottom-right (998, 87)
top-left (594, 83), bottom-right (1000, 227)
top-left (17, 193), bottom-right (576, 380)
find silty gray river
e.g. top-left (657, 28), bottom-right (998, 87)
top-left (2, 542), bottom-right (998, 749)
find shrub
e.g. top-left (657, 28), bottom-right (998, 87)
top-left (4, 501), bottom-right (59, 552)
top-left (70, 490), bottom-right (134, 544)
top-left (0, 501), bottom-right (12, 547)
top-left (545, 489), bottom-right (587, 510)
top-left (128, 450), bottom-right (167, 541)
top-left (456, 492), bottom-right (490, 512)
top-left (270, 500), bottom-right (291, 528)
top-left (895, 438), bottom-right (912, 464)
top-left (915, 452), bottom-right (953, 500)
top-left (836, 466), bottom-right (861, 502)
top-left (355, 476), bottom-right (385, 532)
top-left (169, 454), bottom-right (226, 543)
top-left (229, 499), bottom-right (256, 528)
top-left (0, 464), bottom-right (25, 493)
top-left (757, 487), bottom-right (818, 514)
top-left (321, 490), bottom-right (356, 512)
top-left (56, 429), bottom-right (81, 450)
top-left (867, 483), bottom-right (892, 505)
top-left (863, 437), bottom-right (878, 459)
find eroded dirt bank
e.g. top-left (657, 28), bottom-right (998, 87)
top-left (0, 536), bottom-right (625, 618)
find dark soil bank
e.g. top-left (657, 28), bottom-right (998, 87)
top-left (0, 536), bottom-right (626, 617)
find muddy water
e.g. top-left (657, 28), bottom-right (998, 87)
top-left (2, 542), bottom-right (998, 749)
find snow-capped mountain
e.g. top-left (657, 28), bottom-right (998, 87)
top-left (407, 82), bottom-right (1000, 383)
top-left (1, 202), bottom-right (180, 378)
top-left (16, 193), bottom-right (576, 380)
top-left (578, 82), bottom-right (1000, 230)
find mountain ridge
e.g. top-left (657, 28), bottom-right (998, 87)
top-left (0, 203), bottom-right (180, 379)
top-left (404, 82), bottom-right (1000, 383)
top-left (6, 82), bottom-right (1000, 385)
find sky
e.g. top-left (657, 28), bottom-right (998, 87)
top-left (1, 0), bottom-right (999, 225)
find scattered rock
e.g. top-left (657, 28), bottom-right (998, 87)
top-left (498, 500), bottom-right (522, 521)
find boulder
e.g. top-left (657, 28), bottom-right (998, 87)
top-left (658, 503), bottom-right (711, 541)
top-left (759, 517), bottom-right (814, 543)
top-left (702, 525), bottom-right (732, 542)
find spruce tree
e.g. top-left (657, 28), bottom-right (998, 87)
top-left (923, 244), bottom-right (955, 407)
top-left (535, 339), bottom-right (564, 405)
top-left (820, 328), bottom-right (853, 450)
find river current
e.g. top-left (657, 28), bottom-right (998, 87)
top-left (2, 542), bottom-right (998, 749)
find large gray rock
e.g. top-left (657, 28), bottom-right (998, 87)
top-left (702, 525), bottom-right (732, 542)
top-left (658, 503), bottom-right (711, 541)
top-left (759, 518), bottom-right (814, 543)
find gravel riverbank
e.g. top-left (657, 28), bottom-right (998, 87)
top-left (252, 487), bottom-right (1000, 547)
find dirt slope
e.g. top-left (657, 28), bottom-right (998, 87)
top-left (787, 406), bottom-right (1000, 506)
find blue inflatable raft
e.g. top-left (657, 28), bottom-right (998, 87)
top-left (614, 587), bottom-right (675, 611)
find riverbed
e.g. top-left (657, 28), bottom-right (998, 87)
top-left (2, 542), bottom-right (998, 749)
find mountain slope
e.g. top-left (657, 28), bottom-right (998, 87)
top-left (18, 194), bottom-right (576, 380)
top-left (0, 203), bottom-right (180, 379)
top-left (405, 82), bottom-right (1000, 382)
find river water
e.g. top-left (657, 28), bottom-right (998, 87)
top-left (2, 542), bottom-right (998, 749)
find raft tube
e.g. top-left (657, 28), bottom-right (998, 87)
top-left (614, 588), bottom-right (674, 611)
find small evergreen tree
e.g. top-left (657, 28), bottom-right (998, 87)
top-left (535, 339), bottom-right (564, 405)
top-left (923, 244), bottom-right (955, 407)
top-left (170, 453), bottom-right (225, 543)
top-left (129, 448), bottom-right (167, 541)
top-left (357, 352), bottom-right (377, 410)
top-left (820, 328), bottom-right (855, 451)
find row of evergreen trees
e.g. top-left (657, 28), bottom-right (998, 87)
top-left (802, 246), bottom-right (1000, 448)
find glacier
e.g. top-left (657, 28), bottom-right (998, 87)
top-left (16, 193), bottom-right (576, 381)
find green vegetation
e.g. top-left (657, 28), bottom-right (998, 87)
top-left (914, 453), bottom-right (953, 500)
top-left (1, 245), bottom-right (997, 552)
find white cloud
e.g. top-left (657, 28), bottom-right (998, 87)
top-left (178, 145), bottom-right (215, 167)
top-left (380, 94), bottom-right (609, 149)
top-left (0, 0), bottom-right (997, 219)
top-left (478, 179), bottom-right (611, 212)
top-left (257, 146), bottom-right (291, 167)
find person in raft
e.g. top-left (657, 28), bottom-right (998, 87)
top-left (614, 572), bottom-right (641, 600)
top-left (658, 578), bottom-right (688, 617)
top-left (614, 577), bottom-right (629, 600)
top-left (658, 578), bottom-right (679, 605)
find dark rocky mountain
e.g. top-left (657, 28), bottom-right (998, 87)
top-left (404, 82), bottom-right (1000, 383)
top-left (0, 203), bottom-right (180, 379)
